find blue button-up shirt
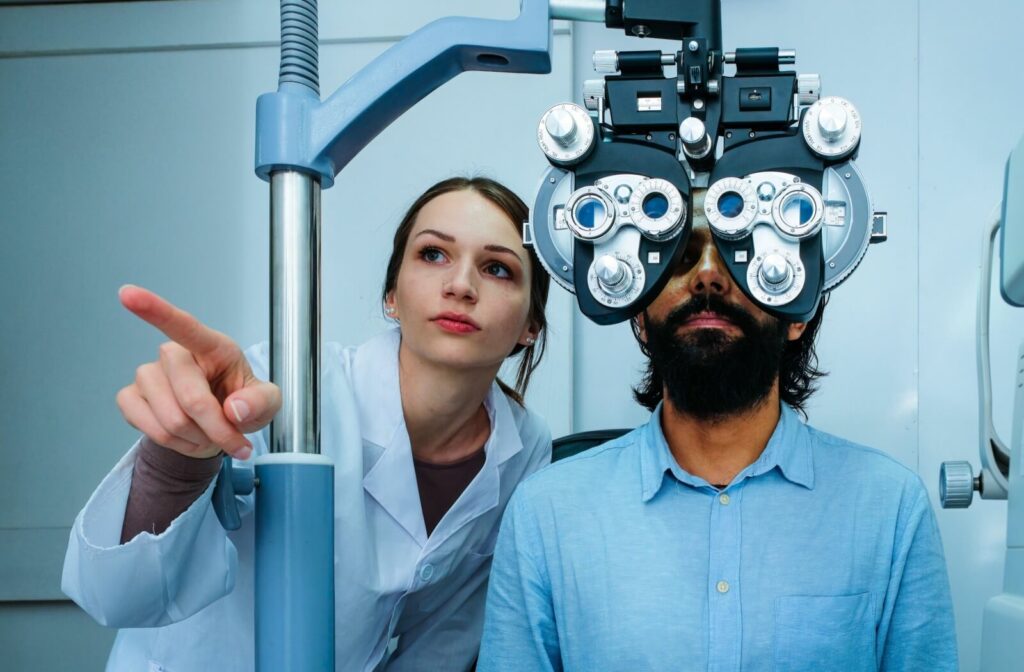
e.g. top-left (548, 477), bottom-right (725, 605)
top-left (479, 404), bottom-right (957, 672)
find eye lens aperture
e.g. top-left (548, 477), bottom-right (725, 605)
top-left (575, 198), bottom-right (606, 229)
top-left (641, 192), bottom-right (669, 219)
top-left (782, 192), bottom-right (815, 227)
top-left (718, 191), bottom-right (745, 218)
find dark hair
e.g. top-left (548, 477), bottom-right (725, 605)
top-left (382, 176), bottom-right (550, 404)
top-left (631, 294), bottom-right (829, 416)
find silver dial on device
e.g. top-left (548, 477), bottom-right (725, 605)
top-left (564, 186), bottom-right (616, 240)
top-left (747, 249), bottom-right (805, 305)
top-left (538, 103), bottom-right (596, 166)
top-left (628, 178), bottom-right (686, 241)
top-left (679, 117), bottom-right (713, 159)
top-left (771, 183), bottom-right (824, 240)
top-left (802, 96), bottom-right (861, 160)
top-left (797, 74), bottom-right (821, 106)
top-left (705, 177), bottom-right (757, 239)
top-left (587, 252), bottom-right (645, 308)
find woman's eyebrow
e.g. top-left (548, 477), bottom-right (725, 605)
top-left (414, 228), bottom-right (455, 242)
top-left (485, 245), bottom-right (524, 264)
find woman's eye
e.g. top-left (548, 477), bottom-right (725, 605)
top-left (485, 262), bottom-right (512, 279)
top-left (420, 247), bottom-right (446, 264)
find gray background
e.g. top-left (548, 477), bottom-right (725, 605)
top-left (1, 0), bottom-right (1022, 670)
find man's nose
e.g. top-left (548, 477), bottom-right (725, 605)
top-left (443, 262), bottom-right (478, 302)
top-left (688, 239), bottom-right (732, 296)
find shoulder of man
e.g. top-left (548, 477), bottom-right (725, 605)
top-left (801, 419), bottom-right (930, 503)
top-left (513, 426), bottom-right (644, 501)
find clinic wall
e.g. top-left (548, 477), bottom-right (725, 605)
top-left (0, 1), bottom-right (575, 668)
top-left (569, 2), bottom-right (1024, 670)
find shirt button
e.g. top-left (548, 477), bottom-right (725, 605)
top-left (716, 580), bottom-right (730, 594)
top-left (719, 493), bottom-right (731, 505)
top-left (419, 564), bottom-right (434, 582)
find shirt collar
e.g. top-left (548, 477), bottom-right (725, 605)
top-left (640, 402), bottom-right (815, 502)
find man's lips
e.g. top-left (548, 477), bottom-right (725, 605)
top-left (680, 311), bottom-right (737, 330)
top-left (432, 312), bottom-right (481, 334)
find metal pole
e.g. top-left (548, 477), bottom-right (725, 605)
top-left (255, 169), bottom-right (334, 671)
top-left (270, 170), bottom-right (321, 455)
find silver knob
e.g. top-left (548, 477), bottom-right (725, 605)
top-left (595, 255), bottom-right (631, 294)
top-left (817, 101), bottom-right (848, 143)
top-left (545, 109), bottom-right (578, 148)
top-left (593, 49), bottom-right (619, 74)
top-left (759, 254), bottom-right (792, 292)
top-left (679, 117), bottom-right (712, 159)
top-left (939, 461), bottom-right (976, 509)
top-left (797, 74), bottom-right (821, 106)
top-left (583, 79), bottom-right (605, 112)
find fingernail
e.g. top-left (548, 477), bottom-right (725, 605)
top-left (236, 445), bottom-right (252, 460)
top-left (229, 399), bottom-right (250, 423)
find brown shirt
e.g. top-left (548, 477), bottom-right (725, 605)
top-left (413, 446), bottom-right (486, 536)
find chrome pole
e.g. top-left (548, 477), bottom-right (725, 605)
top-left (269, 170), bottom-right (321, 455)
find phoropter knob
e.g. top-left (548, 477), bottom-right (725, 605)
top-left (545, 108), bottom-right (578, 148)
top-left (595, 255), bottom-right (632, 295)
top-left (758, 253), bottom-right (793, 293)
top-left (679, 117), bottom-right (713, 159)
top-left (797, 74), bottom-right (821, 106)
top-left (816, 102), bottom-right (848, 142)
top-left (593, 50), bottom-right (619, 74)
top-left (939, 461), bottom-right (976, 509)
top-left (802, 96), bottom-right (861, 160)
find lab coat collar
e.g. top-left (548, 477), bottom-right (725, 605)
top-left (640, 401), bottom-right (815, 502)
top-left (358, 328), bottom-right (525, 548)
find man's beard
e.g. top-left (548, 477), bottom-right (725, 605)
top-left (643, 294), bottom-right (787, 421)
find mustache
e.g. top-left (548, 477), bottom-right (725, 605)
top-left (659, 294), bottom-right (759, 335)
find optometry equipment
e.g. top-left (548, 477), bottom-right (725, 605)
top-left (526, 0), bottom-right (887, 324)
top-left (209, 1), bottom-right (888, 668)
top-left (939, 132), bottom-right (1024, 672)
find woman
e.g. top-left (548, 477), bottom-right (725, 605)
top-left (62, 177), bottom-right (552, 671)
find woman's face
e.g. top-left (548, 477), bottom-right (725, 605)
top-left (386, 190), bottom-right (537, 374)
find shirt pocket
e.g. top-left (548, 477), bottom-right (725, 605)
top-left (773, 592), bottom-right (876, 672)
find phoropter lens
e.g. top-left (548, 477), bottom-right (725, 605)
top-left (574, 198), bottom-right (606, 229)
top-left (641, 192), bottom-right (669, 219)
top-left (781, 192), bottom-right (815, 228)
top-left (718, 191), bottom-right (745, 218)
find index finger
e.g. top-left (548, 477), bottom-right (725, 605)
top-left (119, 284), bottom-right (227, 356)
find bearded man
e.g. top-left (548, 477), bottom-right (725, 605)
top-left (477, 198), bottom-right (958, 672)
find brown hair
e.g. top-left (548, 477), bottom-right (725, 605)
top-left (382, 176), bottom-right (550, 404)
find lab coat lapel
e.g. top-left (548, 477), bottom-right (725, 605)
top-left (427, 386), bottom-right (524, 548)
top-left (355, 329), bottom-right (428, 547)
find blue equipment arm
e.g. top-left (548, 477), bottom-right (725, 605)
top-left (255, 1), bottom-right (554, 187)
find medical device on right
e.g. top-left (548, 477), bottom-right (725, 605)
top-left (939, 133), bottom-right (1024, 672)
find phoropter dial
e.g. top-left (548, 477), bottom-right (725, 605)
top-left (747, 249), bottom-right (805, 306)
top-left (538, 103), bottom-right (596, 166)
top-left (628, 178), bottom-right (686, 241)
top-left (705, 177), bottom-right (757, 240)
top-left (565, 186), bottom-right (617, 240)
top-left (587, 251), bottom-right (646, 308)
top-left (802, 96), bottom-right (861, 160)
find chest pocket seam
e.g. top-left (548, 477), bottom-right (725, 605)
top-left (772, 592), bottom-right (877, 672)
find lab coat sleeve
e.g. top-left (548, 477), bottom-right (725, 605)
top-left (61, 342), bottom-right (270, 629)
top-left (876, 479), bottom-right (959, 671)
top-left (61, 438), bottom-right (238, 628)
top-left (477, 487), bottom-right (561, 672)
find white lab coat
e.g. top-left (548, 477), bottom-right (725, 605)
top-left (62, 329), bottom-right (552, 671)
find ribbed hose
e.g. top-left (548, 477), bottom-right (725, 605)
top-left (279, 0), bottom-right (320, 95)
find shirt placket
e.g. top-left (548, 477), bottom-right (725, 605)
top-left (707, 484), bottom-right (742, 672)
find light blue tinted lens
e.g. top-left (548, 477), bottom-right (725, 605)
top-left (782, 193), bottom-right (815, 227)
top-left (575, 198), bottom-right (605, 229)
top-left (642, 193), bottom-right (669, 219)
top-left (718, 191), bottom-right (744, 218)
